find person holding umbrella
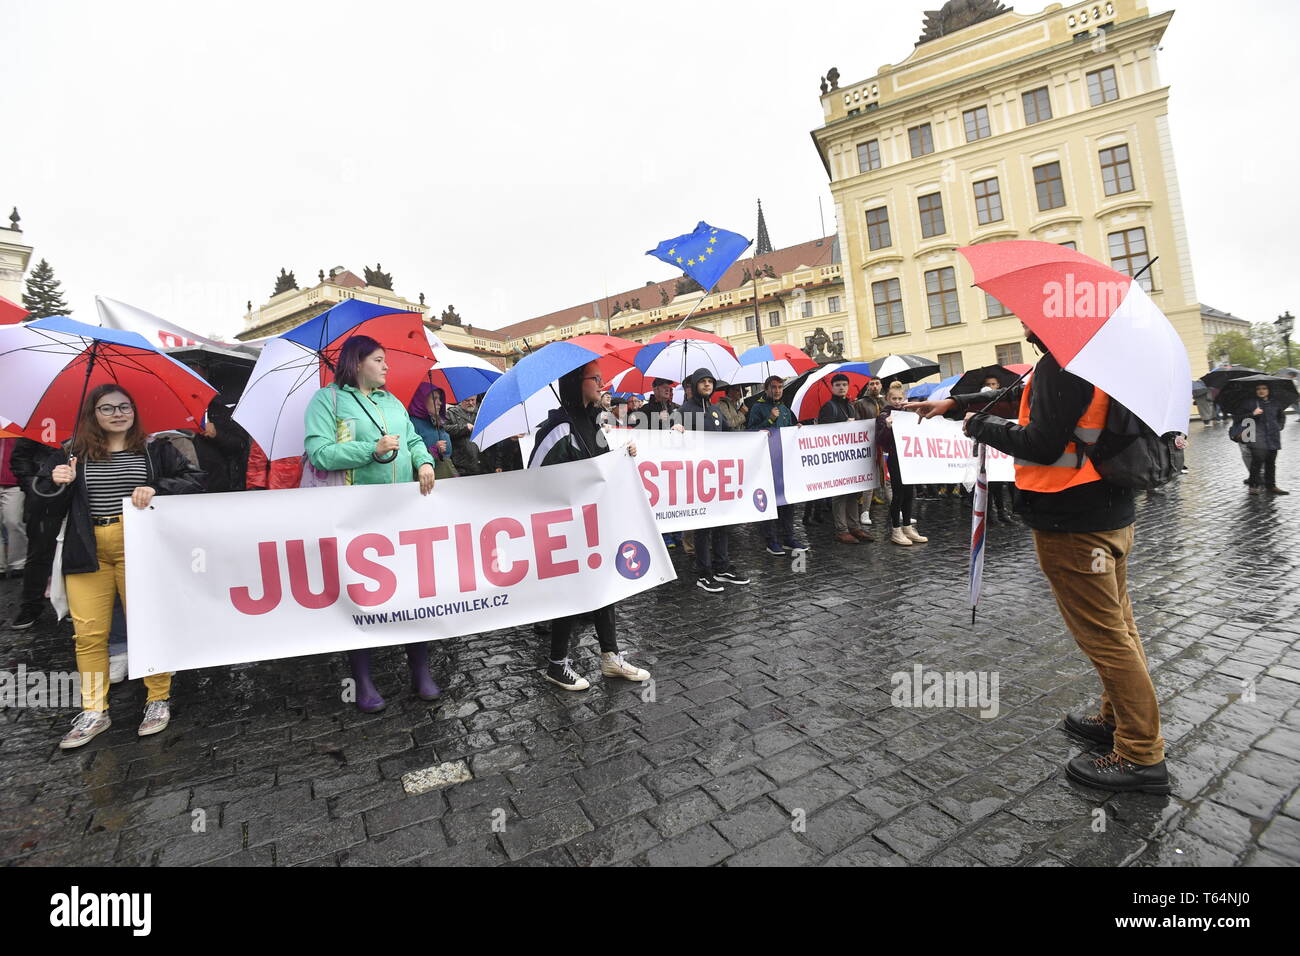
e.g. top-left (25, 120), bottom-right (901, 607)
top-left (30, 384), bottom-right (205, 748)
top-left (528, 360), bottom-right (651, 691)
top-left (303, 334), bottom-right (440, 712)
top-left (818, 372), bottom-right (873, 545)
top-left (1230, 381), bottom-right (1289, 495)
top-left (681, 368), bottom-right (750, 591)
top-left (907, 239), bottom-right (1190, 795)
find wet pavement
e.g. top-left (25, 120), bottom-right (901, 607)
top-left (2, 421), bottom-right (1298, 866)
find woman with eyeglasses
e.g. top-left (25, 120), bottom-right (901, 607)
top-left (527, 361), bottom-right (651, 691)
top-left (303, 334), bottom-right (441, 712)
top-left (31, 384), bottom-right (205, 749)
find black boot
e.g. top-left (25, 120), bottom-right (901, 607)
top-left (1062, 712), bottom-right (1114, 746)
top-left (1065, 750), bottom-right (1171, 794)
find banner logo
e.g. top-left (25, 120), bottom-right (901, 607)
top-left (752, 488), bottom-right (769, 513)
top-left (615, 540), bottom-right (651, 580)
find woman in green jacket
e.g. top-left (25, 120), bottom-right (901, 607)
top-left (303, 334), bottom-right (440, 711)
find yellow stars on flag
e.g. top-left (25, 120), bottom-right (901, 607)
top-left (676, 256), bottom-right (683, 263)
top-left (687, 259), bottom-right (696, 266)
top-left (668, 248), bottom-right (675, 256)
top-left (708, 237), bottom-right (717, 245)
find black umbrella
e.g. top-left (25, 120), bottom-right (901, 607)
top-left (949, 363), bottom-right (1027, 396)
top-left (1216, 374), bottom-right (1299, 414)
top-left (1200, 365), bottom-right (1261, 390)
top-left (1191, 379), bottom-right (1208, 399)
top-left (1271, 367), bottom-right (1300, 379)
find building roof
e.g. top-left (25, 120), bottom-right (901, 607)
top-left (1201, 305), bottom-right (1249, 324)
top-left (329, 269), bottom-right (366, 289)
top-left (494, 235), bottom-right (839, 340)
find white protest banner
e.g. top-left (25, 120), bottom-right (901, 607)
top-left (768, 420), bottom-right (876, 505)
top-left (632, 428), bottom-right (775, 532)
top-left (889, 410), bottom-right (1015, 484)
top-left (124, 452), bottom-right (673, 677)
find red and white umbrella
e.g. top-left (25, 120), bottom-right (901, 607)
top-left (731, 343), bottom-right (817, 385)
top-left (634, 329), bottom-right (740, 385)
top-left (959, 241), bottom-right (1190, 436)
top-left (788, 362), bottom-right (873, 420)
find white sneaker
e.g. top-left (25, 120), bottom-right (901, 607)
top-left (890, 527), bottom-right (913, 546)
top-left (545, 658), bottom-right (590, 691)
top-left (138, 700), bottom-right (171, 737)
top-left (600, 651), bottom-right (650, 682)
top-left (109, 653), bottom-right (128, 685)
top-left (860, 511), bottom-right (872, 525)
top-left (59, 711), bottom-right (111, 750)
top-left (903, 525), bottom-right (928, 543)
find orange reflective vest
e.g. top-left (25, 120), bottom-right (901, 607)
top-left (1014, 376), bottom-right (1109, 492)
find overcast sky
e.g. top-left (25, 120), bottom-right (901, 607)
top-left (3, 0), bottom-right (1297, 340)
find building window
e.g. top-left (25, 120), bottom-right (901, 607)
top-left (866, 206), bottom-right (892, 250)
top-left (832, 330), bottom-right (845, 352)
top-left (1059, 241), bottom-right (1077, 250)
top-left (827, 296), bottom-right (841, 313)
top-left (857, 139), bottom-right (881, 172)
top-left (768, 310), bottom-right (781, 327)
top-left (963, 106), bottom-right (991, 142)
top-left (1109, 227), bottom-right (1153, 292)
top-left (972, 177), bottom-right (1003, 225)
top-left (1087, 66), bottom-right (1119, 106)
top-left (745, 315), bottom-right (756, 331)
top-left (801, 300), bottom-right (814, 318)
top-left (908, 123), bottom-right (935, 158)
top-left (985, 292), bottom-right (1012, 318)
top-left (938, 351), bottom-right (965, 378)
top-left (925, 267), bottom-right (961, 327)
top-left (996, 342), bottom-right (1024, 366)
top-left (872, 279), bottom-right (905, 336)
top-left (1033, 161), bottom-right (1066, 211)
top-left (1099, 144), bottom-right (1134, 196)
top-left (1022, 86), bottom-right (1053, 125)
top-left (918, 192), bottom-right (946, 238)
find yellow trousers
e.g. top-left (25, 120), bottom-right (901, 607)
top-left (65, 521), bottom-right (171, 712)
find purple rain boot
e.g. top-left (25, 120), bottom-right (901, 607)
top-left (406, 643), bottom-right (442, 700)
top-left (348, 649), bottom-right (386, 713)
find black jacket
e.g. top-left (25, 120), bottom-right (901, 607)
top-left (680, 395), bottom-right (727, 432)
top-left (817, 396), bottom-right (857, 424)
top-left (8, 438), bottom-right (60, 521)
top-left (958, 352), bottom-right (1134, 533)
top-left (530, 404), bottom-right (608, 467)
top-left (31, 439), bottom-right (206, 575)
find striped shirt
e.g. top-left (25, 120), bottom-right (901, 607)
top-left (83, 452), bottom-right (148, 517)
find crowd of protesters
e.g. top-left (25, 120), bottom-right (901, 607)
top-left (0, 332), bottom-right (1291, 776)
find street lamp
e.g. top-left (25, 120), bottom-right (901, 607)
top-left (1277, 310), bottom-right (1295, 367)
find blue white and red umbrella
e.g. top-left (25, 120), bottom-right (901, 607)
top-left (634, 329), bottom-right (740, 385)
top-left (731, 343), bottom-right (817, 385)
top-left (907, 374), bottom-right (962, 401)
top-left (425, 332), bottom-right (503, 403)
top-left (788, 361), bottom-right (873, 420)
top-left (867, 353), bottom-right (940, 386)
top-left (0, 316), bottom-right (216, 445)
top-left (233, 299), bottom-right (433, 460)
top-left (473, 334), bottom-right (638, 451)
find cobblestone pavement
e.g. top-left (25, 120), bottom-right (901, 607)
top-left (2, 423), bottom-right (1299, 867)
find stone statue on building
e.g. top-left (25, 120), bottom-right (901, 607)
top-left (826, 67), bottom-right (840, 91)
top-left (7, 208), bottom-right (19, 231)
top-left (441, 304), bottom-right (462, 326)
top-left (917, 0), bottom-right (1009, 45)
top-left (419, 292), bottom-right (425, 306)
top-left (273, 268), bottom-right (297, 296)
top-left (246, 300), bottom-right (252, 313)
top-left (819, 76), bottom-right (829, 94)
top-left (364, 263), bottom-right (393, 290)
top-left (659, 285), bottom-right (673, 305)
top-left (802, 327), bottom-right (844, 365)
top-left (675, 276), bottom-right (703, 297)
top-left (319, 269), bottom-right (325, 283)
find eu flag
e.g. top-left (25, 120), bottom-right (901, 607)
top-left (647, 222), bottom-right (751, 294)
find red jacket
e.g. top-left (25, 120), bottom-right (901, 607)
top-left (246, 441), bottom-right (303, 490)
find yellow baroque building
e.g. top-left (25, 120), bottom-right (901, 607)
top-left (811, 0), bottom-right (1207, 376)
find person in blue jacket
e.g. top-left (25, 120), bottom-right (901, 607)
top-left (747, 375), bottom-right (807, 555)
